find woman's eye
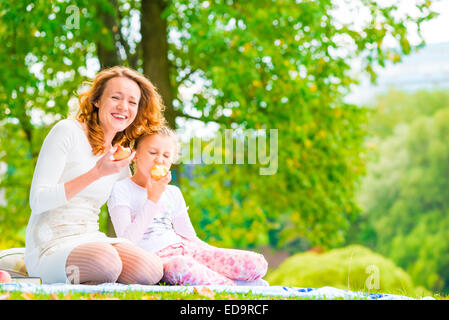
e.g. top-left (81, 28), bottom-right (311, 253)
top-left (163, 154), bottom-right (170, 158)
top-left (129, 101), bottom-right (137, 106)
top-left (112, 96), bottom-right (119, 100)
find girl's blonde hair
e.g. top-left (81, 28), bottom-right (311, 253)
top-left (76, 66), bottom-right (166, 155)
top-left (135, 126), bottom-right (181, 164)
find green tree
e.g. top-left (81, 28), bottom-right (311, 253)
top-left (352, 92), bottom-right (449, 293)
top-left (170, 0), bottom-right (436, 249)
top-left (0, 0), bottom-right (437, 251)
top-left (367, 89), bottom-right (449, 139)
top-left (0, 0), bottom-right (102, 243)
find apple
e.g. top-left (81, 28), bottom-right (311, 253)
top-left (113, 144), bottom-right (132, 161)
top-left (0, 270), bottom-right (11, 283)
top-left (150, 165), bottom-right (169, 180)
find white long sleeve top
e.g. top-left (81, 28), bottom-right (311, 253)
top-left (25, 119), bottom-right (130, 281)
top-left (107, 178), bottom-right (201, 253)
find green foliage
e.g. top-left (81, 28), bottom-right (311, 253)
top-left (349, 89), bottom-right (449, 293)
top-left (0, 1), bottom-right (438, 252)
top-left (367, 89), bottom-right (449, 139)
top-left (266, 245), bottom-right (430, 297)
top-left (0, 0), bottom-right (110, 241)
top-left (174, 0), bottom-right (435, 249)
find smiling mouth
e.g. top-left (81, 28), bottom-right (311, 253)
top-left (111, 113), bottom-right (128, 120)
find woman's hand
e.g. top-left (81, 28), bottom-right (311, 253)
top-left (146, 171), bottom-right (171, 203)
top-left (64, 146), bottom-right (135, 202)
top-left (92, 145), bottom-right (136, 179)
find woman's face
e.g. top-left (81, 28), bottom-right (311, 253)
top-left (134, 134), bottom-right (174, 179)
top-left (95, 76), bottom-right (141, 135)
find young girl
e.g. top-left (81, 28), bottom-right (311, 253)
top-left (107, 127), bottom-right (268, 286)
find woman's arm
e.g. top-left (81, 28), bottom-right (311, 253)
top-left (29, 121), bottom-right (75, 214)
top-left (63, 147), bottom-right (133, 201)
top-left (63, 165), bottom-right (102, 202)
top-left (30, 120), bottom-right (134, 215)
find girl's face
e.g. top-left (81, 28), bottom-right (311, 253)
top-left (134, 134), bottom-right (175, 179)
top-left (95, 76), bottom-right (141, 135)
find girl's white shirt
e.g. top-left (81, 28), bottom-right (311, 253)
top-left (107, 178), bottom-right (199, 253)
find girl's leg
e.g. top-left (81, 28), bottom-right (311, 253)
top-left (65, 242), bottom-right (123, 284)
top-left (160, 255), bottom-right (235, 286)
top-left (187, 242), bottom-right (268, 282)
top-left (112, 242), bottom-right (164, 285)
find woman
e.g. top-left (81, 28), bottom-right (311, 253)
top-left (25, 66), bottom-right (165, 285)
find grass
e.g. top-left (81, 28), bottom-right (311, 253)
top-left (1, 286), bottom-right (447, 300)
top-left (0, 289), bottom-right (304, 301)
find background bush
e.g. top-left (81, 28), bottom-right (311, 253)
top-left (266, 245), bottom-right (431, 297)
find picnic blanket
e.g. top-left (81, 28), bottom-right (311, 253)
top-left (0, 282), bottom-right (435, 300)
top-left (0, 249), bottom-right (436, 300)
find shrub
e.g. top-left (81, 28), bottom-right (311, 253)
top-left (266, 245), bottom-right (430, 297)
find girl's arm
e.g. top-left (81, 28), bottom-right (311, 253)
top-left (172, 208), bottom-right (197, 240)
top-left (108, 200), bottom-right (160, 243)
top-left (108, 171), bottom-right (171, 243)
top-left (171, 187), bottom-right (207, 244)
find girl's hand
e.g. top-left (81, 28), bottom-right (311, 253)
top-left (92, 146), bottom-right (136, 178)
top-left (146, 171), bottom-right (171, 203)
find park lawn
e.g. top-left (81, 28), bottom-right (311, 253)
top-left (0, 289), bottom-right (307, 300)
top-left (0, 288), bottom-right (447, 300)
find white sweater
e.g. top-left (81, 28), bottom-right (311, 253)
top-left (25, 119), bottom-right (130, 283)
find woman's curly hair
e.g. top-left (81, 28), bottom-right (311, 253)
top-left (75, 66), bottom-right (166, 155)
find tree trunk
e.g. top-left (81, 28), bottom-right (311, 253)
top-left (141, 0), bottom-right (181, 185)
top-left (95, 2), bottom-right (124, 237)
top-left (140, 0), bottom-right (176, 129)
top-left (97, 42), bottom-right (121, 69)
top-left (101, 1), bottom-right (180, 236)
top-left (96, 1), bottom-right (121, 69)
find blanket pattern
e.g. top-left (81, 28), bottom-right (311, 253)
top-left (0, 283), bottom-right (434, 300)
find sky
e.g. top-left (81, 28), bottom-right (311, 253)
top-left (343, 0), bottom-right (449, 105)
top-left (178, 0), bottom-right (449, 137)
top-left (410, 1), bottom-right (449, 45)
top-left (331, 0), bottom-right (449, 45)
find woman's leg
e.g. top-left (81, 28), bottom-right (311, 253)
top-left (65, 242), bottom-right (123, 284)
top-left (187, 242), bottom-right (268, 281)
top-left (112, 242), bottom-right (164, 285)
top-left (160, 255), bottom-right (235, 286)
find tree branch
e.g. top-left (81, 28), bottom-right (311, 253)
top-left (115, 2), bottom-right (133, 65)
top-left (177, 69), bottom-right (197, 85)
top-left (173, 108), bottom-right (235, 127)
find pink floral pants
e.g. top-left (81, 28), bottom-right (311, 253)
top-left (155, 240), bottom-right (268, 286)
